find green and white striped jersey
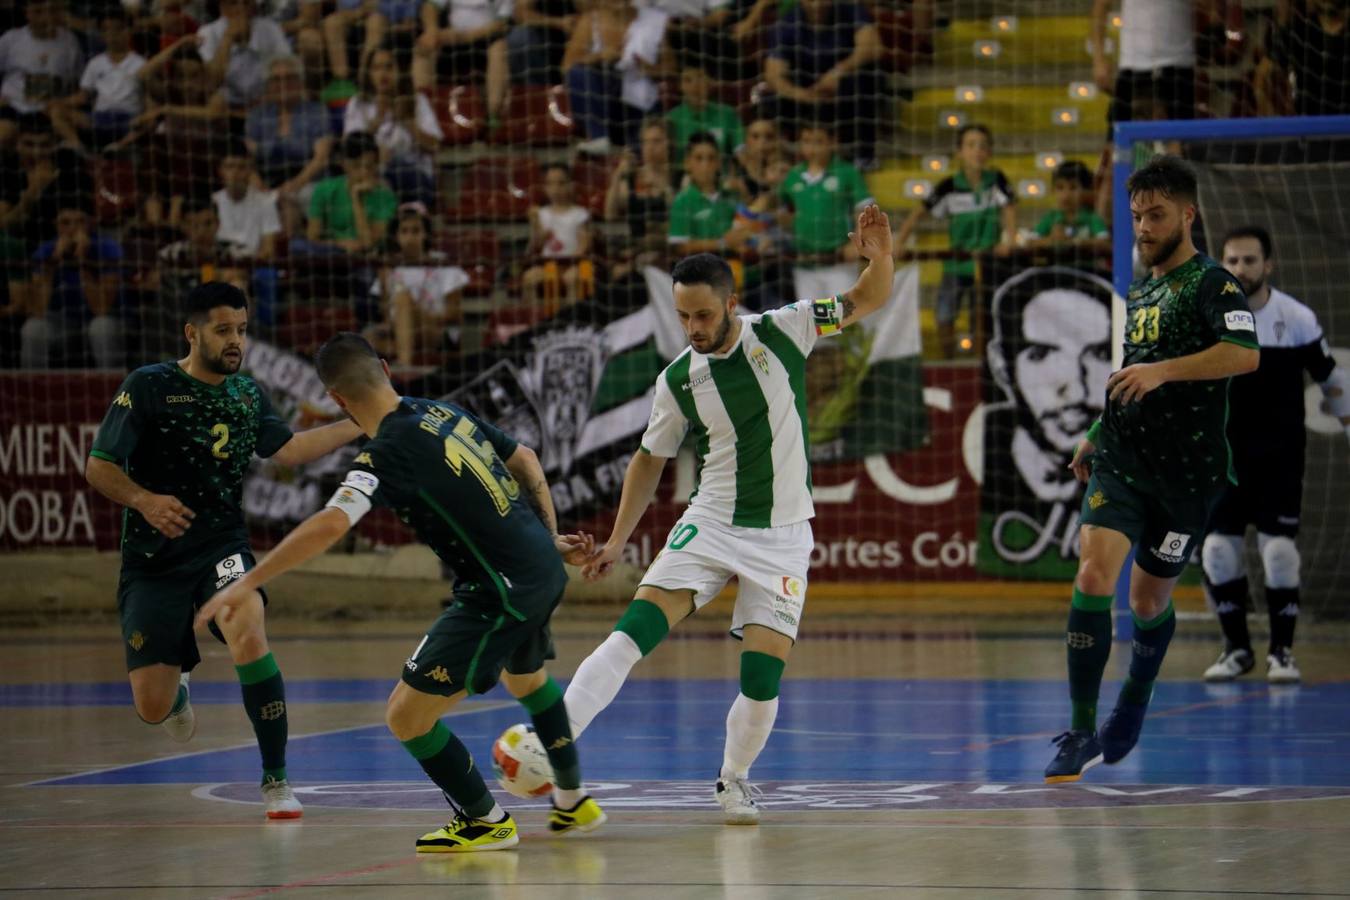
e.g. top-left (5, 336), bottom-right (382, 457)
top-left (640, 298), bottom-right (845, 528)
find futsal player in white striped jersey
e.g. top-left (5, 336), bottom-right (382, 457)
top-left (565, 204), bottom-right (895, 824)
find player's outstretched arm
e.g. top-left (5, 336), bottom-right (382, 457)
top-left (583, 450), bottom-right (669, 581)
top-left (838, 204), bottom-right (895, 330)
top-left (85, 456), bottom-right (195, 539)
top-left (195, 507), bottom-right (351, 628)
top-left (1108, 340), bottom-right (1259, 405)
top-left (504, 443), bottom-right (596, 564)
top-left (270, 419), bottom-right (365, 467)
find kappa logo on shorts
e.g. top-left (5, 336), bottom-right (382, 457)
top-left (215, 553), bottom-right (246, 589)
top-left (128, 631), bottom-right (146, 651)
top-left (426, 666), bottom-right (454, 684)
top-left (1088, 490), bottom-right (1107, 510)
top-left (1151, 531), bottom-right (1191, 564)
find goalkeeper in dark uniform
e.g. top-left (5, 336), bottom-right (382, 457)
top-left (1201, 226), bottom-right (1350, 685)
top-left (84, 282), bottom-right (364, 818)
top-left (198, 332), bottom-right (606, 853)
top-left (1044, 157), bottom-right (1260, 783)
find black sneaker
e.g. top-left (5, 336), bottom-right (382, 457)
top-left (1044, 730), bottom-right (1103, 783)
top-left (1098, 700), bottom-right (1149, 764)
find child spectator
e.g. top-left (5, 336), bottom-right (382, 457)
top-left (367, 204), bottom-right (468, 366)
top-left (1030, 160), bottom-right (1108, 248)
top-left (323, 0), bottom-right (424, 100)
top-left (523, 162), bottom-right (592, 308)
top-left (0, 0), bottom-right (83, 147)
top-left (302, 129), bottom-right (397, 254)
top-left (51, 11), bottom-right (144, 150)
top-left (668, 131), bottom-right (747, 257)
top-left (343, 46), bottom-right (443, 208)
top-left (895, 123), bottom-right (1016, 359)
top-left (667, 63), bottom-right (743, 157)
top-left (23, 203), bottom-right (123, 368)
top-left (780, 121), bottom-right (873, 301)
top-left (733, 117), bottom-right (791, 208)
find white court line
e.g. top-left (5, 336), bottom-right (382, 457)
top-left (18, 700), bottom-right (516, 788)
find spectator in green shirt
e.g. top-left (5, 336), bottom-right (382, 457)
top-left (780, 122), bottom-right (874, 302)
top-left (303, 130), bottom-right (398, 255)
top-left (667, 64), bottom-right (745, 157)
top-left (668, 131), bottom-right (748, 257)
top-left (1031, 160), bottom-right (1109, 250)
top-left (895, 123), bottom-right (1017, 358)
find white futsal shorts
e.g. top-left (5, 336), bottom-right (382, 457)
top-left (638, 514), bottom-right (813, 641)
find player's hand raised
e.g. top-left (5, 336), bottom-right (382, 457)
top-left (555, 531), bottom-right (595, 567)
top-left (1107, 362), bottom-right (1167, 405)
top-left (136, 493), bottom-right (195, 538)
top-left (581, 541), bottom-right (623, 582)
top-left (1067, 438), bottom-right (1095, 484)
top-left (194, 579), bottom-right (252, 630)
top-left (849, 204), bottom-right (893, 263)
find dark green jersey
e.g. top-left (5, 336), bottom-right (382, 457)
top-left (91, 362), bottom-right (294, 571)
top-left (1096, 254), bottom-right (1259, 498)
top-left (338, 398), bottom-right (565, 616)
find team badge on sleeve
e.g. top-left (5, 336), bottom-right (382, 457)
top-left (812, 296), bottom-right (844, 336)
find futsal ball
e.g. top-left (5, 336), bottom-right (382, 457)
top-left (491, 724), bottom-right (554, 799)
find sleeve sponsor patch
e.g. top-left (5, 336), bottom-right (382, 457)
top-left (1224, 310), bottom-right (1256, 332)
top-left (325, 484), bottom-right (372, 525)
top-left (812, 296), bottom-right (843, 336)
top-left (341, 470), bottom-right (379, 497)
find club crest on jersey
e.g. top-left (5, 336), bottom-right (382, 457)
top-left (214, 552), bottom-right (247, 589)
top-left (751, 347), bottom-right (770, 375)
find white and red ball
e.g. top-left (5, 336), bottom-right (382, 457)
top-left (491, 724), bottom-right (553, 799)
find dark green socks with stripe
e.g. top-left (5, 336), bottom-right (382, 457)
top-left (236, 652), bottom-right (288, 782)
top-left (520, 677), bottom-right (581, 791)
top-left (402, 721), bottom-right (496, 820)
top-left (1120, 601), bottom-right (1176, 706)
top-left (1066, 589), bottom-right (1114, 732)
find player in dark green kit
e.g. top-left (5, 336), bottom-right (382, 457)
top-left (198, 332), bottom-right (607, 852)
top-left (84, 282), bottom-right (364, 817)
top-left (1044, 157), bottom-right (1260, 783)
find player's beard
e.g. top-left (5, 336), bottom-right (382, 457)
top-left (1238, 273), bottom-right (1266, 297)
top-left (1138, 223), bottom-right (1184, 268)
top-left (203, 342), bottom-right (244, 375)
top-left (692, 310), bottom-right (734, 354)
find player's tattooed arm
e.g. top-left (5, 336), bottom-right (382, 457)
top-left (505, 444), bottom-right (558, 535)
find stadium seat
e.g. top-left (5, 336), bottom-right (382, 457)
top-left (425, 85), bottom-right (483, 146)
top-left (454, 156), bottom-right (541, 222)
top-left (490, 85), bottom-right (574, 146)
top-left (437, 229), bottom-right (500, 296)
top-left (94, 158), bottom-right (138, 225)
top-left (277, 303), bottom-right (358, 356)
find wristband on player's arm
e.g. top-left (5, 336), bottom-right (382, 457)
top-left (1085, 419), bottom-right (1102, 445)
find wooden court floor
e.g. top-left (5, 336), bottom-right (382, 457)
top-left (2, 607), bottom-right (1348, 899)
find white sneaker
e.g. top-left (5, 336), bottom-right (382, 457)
top-left (1203, 647), bottom-right (1255, 682)
top-left (161, 673), bottom-right (196, 743)
top-left (576, 136), bottom-right (611, 155)
top-left (715, 776), bottom-right (761, 825)
top-left (261, 776), bottom-right (304, 819)
top-left (1267, 649), bottom-right (1301, 685)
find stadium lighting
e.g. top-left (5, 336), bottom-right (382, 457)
top-left (940, 110), bottom-right (967, 129)
top-left (973, 40), bottom-right (1001, 59)
top-left (1110, 12), bottom-right (1122, 28)
top-left (1018, 178), bottom-right (1047, 199)
top-left (1069, 81), bottom-right (1098, 100)
top-left (955, 85), bottom-right (985, 103)
top-left (922, 155), bottom-right (949, 173)
top-left (1035, 151), bottom-right (1064, 171)
top-left (1052, 107), bottom-right (1080, 126)
top-left (991, 16), bottom-right (1018, 33)
top-left (904, 179), bottom-right (933, 200)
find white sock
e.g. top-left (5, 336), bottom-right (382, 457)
top-left (552, 786), bottom-right (584, 810)
top-left (720, 693), bottom-right (779, 782)
top-left (482, 801), bottom-right (506, 823)
top-left (563, 631), bottom-right (643, 739)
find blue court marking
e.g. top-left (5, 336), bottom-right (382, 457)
top-left (0, 679), bottom-right (400, 707)
top-left (26, 679), bottom-right (1350, 788)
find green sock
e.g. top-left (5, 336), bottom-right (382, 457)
top-left (520, 677), bottom-right (581, 791)
top-left (402, 721), bottom-right (496, 819)
top-left (236, 653), bottom-right (287, 781)
top-left (1121, 602), bottom-right (1176, 706)
top-left (1067, 588), bottom-right (1114, 732)
top-left (169, 683), bottom-right (188, 716)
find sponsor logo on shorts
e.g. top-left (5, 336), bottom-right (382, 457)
top-left (128, 631), bottom-right (146, 651)
top-left (426, 666), bottom-right (454, 684)
top-left (1088, 490), bottom-right (1107, 510)
top-left (343, 471), bottom-right (379, 496)
top-left (1066, 632), bottom-right (1095, 649)
top-left (780, 576), bottom-right (805, 598)
top-left (214, 553), bottom-right (247, 589)
top-left (1151, 531), bottom-right (1191, 564)
top-left (166, 394), bottom-right (194, 404)
top-left (259, 700), bottom-right (286, 721)
top-left (1224, 310), bottom-right (1255, 331)
top-left (774, 606), bottom-right (799, 627)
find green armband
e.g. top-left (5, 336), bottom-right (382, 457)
top-left (1085, 419), bottom-right (1102, 444)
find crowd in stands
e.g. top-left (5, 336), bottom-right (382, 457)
top-left (0, 0), bottom-right (1344, 369)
